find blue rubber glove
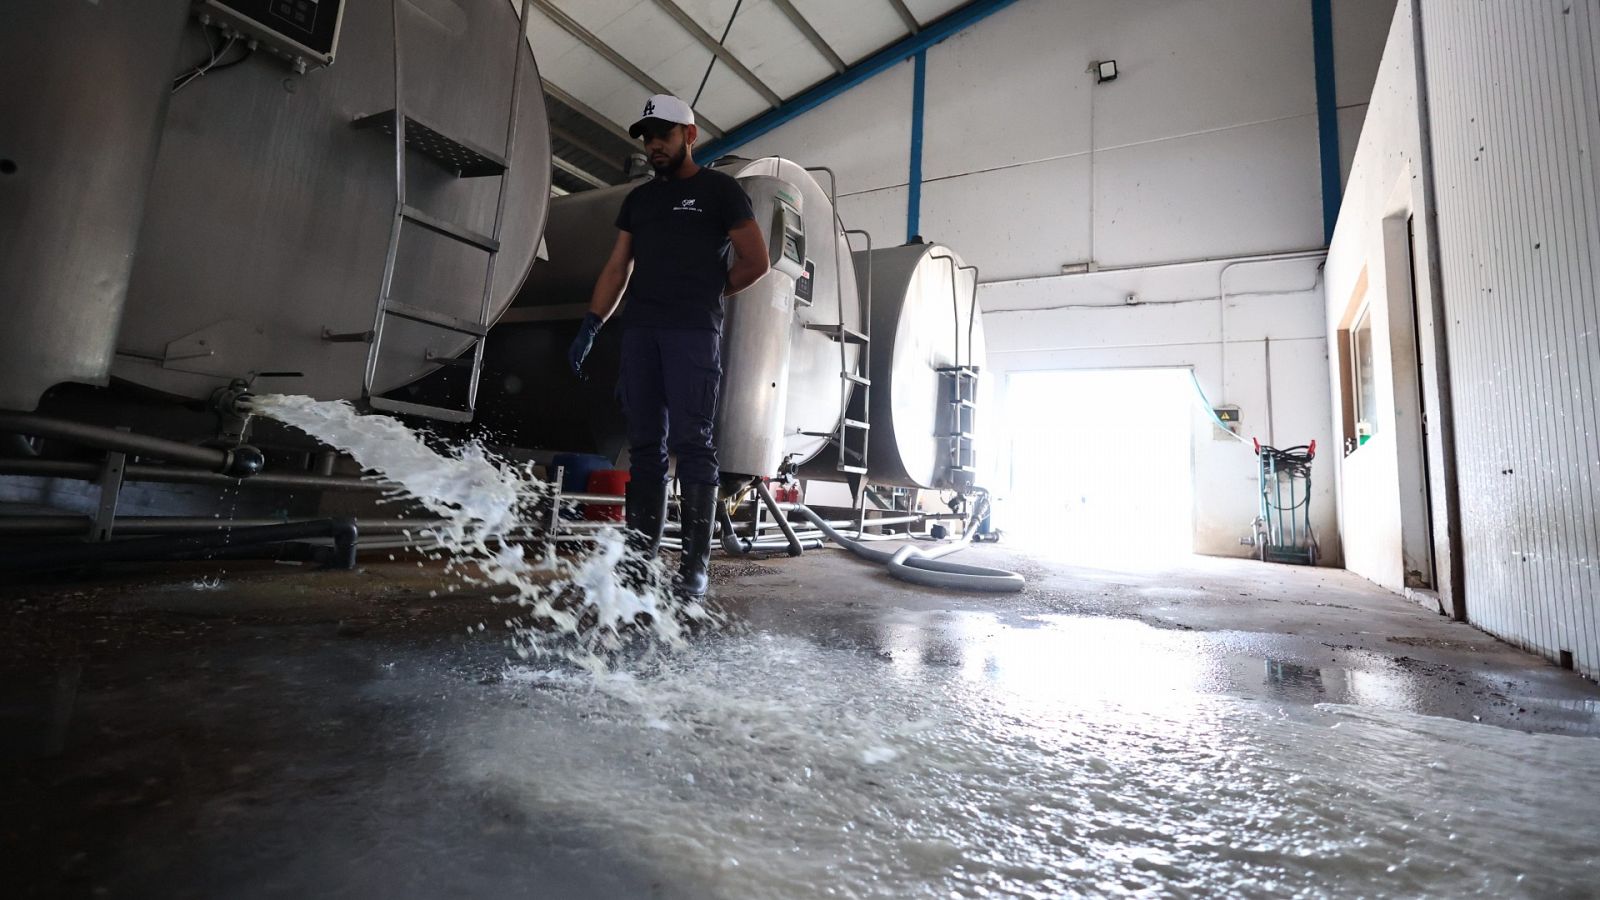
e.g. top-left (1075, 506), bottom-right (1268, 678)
top-left (568, 312), bottom-right (603, 379)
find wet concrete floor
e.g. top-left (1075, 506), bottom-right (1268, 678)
top-left (2, 546), bottom-right (1597, 897)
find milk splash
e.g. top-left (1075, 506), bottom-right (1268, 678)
top-left (248, 394), bottom-right (716, 668)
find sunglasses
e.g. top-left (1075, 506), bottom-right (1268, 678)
top-left (638, 122), bottom-right (679, 142)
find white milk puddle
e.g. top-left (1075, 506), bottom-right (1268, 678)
top-left (455, 627), bottom-right (1600, 899)
top-left (249, 394), bottom-right (715, 669)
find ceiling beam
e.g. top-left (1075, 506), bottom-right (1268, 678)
top-left (552, 154), bottom-right (612, 189)
top-left (549, 124), bottom-right (627, 173)
top-left (697, 0), bottom-right (1022, 161)
top-left (651, 0), bottom-right (782, 107)
top-left (528, 0), bottom-right (725, 136)
top-left (886, 0), bottom-right (921, 34)
top-left (543, 81), bottom-right (636, 146)
top-left (769, 0), bottom-right (846, 74)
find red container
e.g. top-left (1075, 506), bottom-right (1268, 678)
top-left (584, 469), bottom-right (629, 521)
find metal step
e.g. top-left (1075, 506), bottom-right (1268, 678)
top-left (804, 323), bottom-right (869, 344)
top-left (353, 110), bottom-right (509, 178)
top-left (836, 464), bottom-right (868, 475)
top-left (842, 372), bottom-right (872, 386)
top-left (368, 395), bottom-right (474, 424)
top-left (382, 300), bottom-right (489, 337)
top-left (401, 205), bottom-right (499, 252)
top-left (841, 418), bottom-right (870, 430)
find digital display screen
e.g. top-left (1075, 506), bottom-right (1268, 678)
top-left (201, 0), bottom-right (343, 60)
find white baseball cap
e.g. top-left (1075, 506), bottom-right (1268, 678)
top-left (629, 94), bottom-right (696, 139)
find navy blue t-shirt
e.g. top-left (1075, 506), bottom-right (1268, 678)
top-left (615, 167), bottom-right (756, 332)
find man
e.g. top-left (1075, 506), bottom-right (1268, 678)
top-left (568, 94), bottom-right (770, 600)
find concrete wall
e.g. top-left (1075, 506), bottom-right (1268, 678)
top-left (1419, 0), bottom-right (1600, 679)
top-left (736, 0), bottom-right (1394, 561)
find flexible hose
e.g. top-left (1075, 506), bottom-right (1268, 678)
top-left (792, 503), bottom-right (1025, 593)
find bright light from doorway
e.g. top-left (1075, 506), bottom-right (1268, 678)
top-left (1001, 369), bottom-right (1196, 567)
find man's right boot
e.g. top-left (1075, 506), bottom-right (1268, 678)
top-left (619, 478), bottom-right (666, 591)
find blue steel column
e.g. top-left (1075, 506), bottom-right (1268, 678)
top-left (1311, 0), bottom-right (1341, 243)
top-left (907, 50), bottom-right (927, 243)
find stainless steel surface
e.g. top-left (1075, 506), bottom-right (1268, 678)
top-left (112, 0), bottom-right (552, 404)
top-left (731, 160), bottom-right (865, 467)
top-left (362, 0), bottom-right (532, 424)
top-left (715, 175), bottom-right (799, 478)
top-left (0, 0), bottom-right (191, 411)
top-left (461, 158), bottom-right (862, 476)
top-left (809, 243), bottom-right (986, 490)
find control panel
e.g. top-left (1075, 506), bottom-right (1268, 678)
top-left (770, 197), bottom-right (807, 283)
top-left (193, 0), bottom-right (345, 73)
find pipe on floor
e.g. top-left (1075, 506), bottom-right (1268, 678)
top-left (0, 518), bottom-right (359, 572)
top-left (792, 503), bottom-right (1025, 593)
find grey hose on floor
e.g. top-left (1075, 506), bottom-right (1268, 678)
top-left (792, 502), bottom-right (1025, 593)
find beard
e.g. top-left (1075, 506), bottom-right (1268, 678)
top-left (650, 144), bottom-right (687, 174)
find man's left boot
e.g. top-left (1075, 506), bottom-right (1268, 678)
top-left (674, 481), bottom-right (718, 601)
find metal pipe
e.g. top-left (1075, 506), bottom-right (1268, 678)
top-left (754, 479), bottom-right (804, 556)
top-left (791, 501), bottom-right (1025, 592)
top-left (0, 518), bottom-right (359, 572)
top-left (0, 458), bottom-right (382, 492)
top-left (716, 501), bottom-right (751, 557)
top-left (0, 516), bottom-right (438, 537)
top-left (0, 458), bottom-right (629, 506)
top-left (0, 411), bottom-right (261, 475)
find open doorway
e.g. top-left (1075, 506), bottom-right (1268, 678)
top-left (1002, 369), bottom-right (1196, 567)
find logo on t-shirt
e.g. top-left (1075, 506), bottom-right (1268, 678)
top-left (673, 198), bottom-right (702, 213)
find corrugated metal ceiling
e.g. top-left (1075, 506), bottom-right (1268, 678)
top-left (523, 0), bottom-right (972, 190)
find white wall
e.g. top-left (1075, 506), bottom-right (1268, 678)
top-left (1418, 0), bottom-right (1600, 679)
top-left (735, 0), bottom-right (1395, 561)
top-left (1322, 2), bottom-right (1439, 599)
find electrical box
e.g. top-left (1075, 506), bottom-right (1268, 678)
top-left (769, 197), bottom-right (807, 282)
top-left (1213, 405), bottom-right (1241, 439)
top-left (194, 0), bottom-right (345, 73)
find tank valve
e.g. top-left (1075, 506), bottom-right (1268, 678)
top-left (209, 380), bottom-right (257, 418)
top-left (221, 446), bottom-right (266, 478)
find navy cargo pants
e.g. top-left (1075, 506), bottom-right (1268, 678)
top-left (618, 326), bottom-right (721, 487)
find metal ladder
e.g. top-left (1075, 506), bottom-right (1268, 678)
top-left (931, 253), bottom-right (981, 486)
top-left (798, 167), bottom-right (874, 477)
top-left (332, 0), bottom-right (530, 424)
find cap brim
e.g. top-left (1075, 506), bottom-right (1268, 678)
top-left (628, 116), bottom-right (686, 139)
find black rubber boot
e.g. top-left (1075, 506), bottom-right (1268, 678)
top-left (618, 478), bottom-right (666, 592)
top-left (674, 482), bottom-right (718, 600)
top-left (624, 478), bottom-right (666, 556)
